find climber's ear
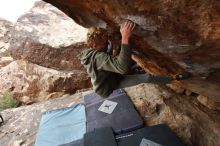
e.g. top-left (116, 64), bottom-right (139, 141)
top-left (92, 43), bottom-right (96, 48)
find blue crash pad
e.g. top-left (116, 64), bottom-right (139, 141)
top-left (59, 139), bottom-right (83, 146)
top-left (35, 104), bottom-right (86, 146)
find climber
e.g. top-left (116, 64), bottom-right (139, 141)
top-left (80, 20), bottom-right (190, 98)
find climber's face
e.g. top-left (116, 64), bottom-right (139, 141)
top-left (95, 34), bottom-right (108, 50)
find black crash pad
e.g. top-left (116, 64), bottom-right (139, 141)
top-left (85, 89), bottom-right (144, 134)
top-left (84, 88), bottom-right (125, 106)
top-left (116, 124), bottom-right (185, 146)
top-left (84, 127), bottom-right (117, 146)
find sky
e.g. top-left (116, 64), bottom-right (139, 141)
top-left (0, 0), bottom-right (37, 22)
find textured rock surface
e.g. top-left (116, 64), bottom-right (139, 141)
top-left (8, 1), bottom-right (88, 71)
top-left (43, 0), bottom-right (220, 102)
top-left (0, 60), bottom-right (91, 103)
top-left (125, 84), bottom-right (220, 146)
top-left (1, 84), bottom-right (220, 146)
top-left (0, 19), bottom-right (12, 57)
top-left (0, 57), bottom-right (13, 69)
top-left (197, 95), bottom-right (220, 110)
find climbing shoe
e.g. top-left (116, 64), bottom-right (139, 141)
top-left (175, 71), bottom-right (191, 80)
top-left (132, 49), bottom-right (145, 57)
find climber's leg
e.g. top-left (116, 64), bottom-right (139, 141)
top-left (117, 74), bottom-right (173, 88)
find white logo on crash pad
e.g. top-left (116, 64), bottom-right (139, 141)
top-left (140, 138), bottom-right (162, 146)
top-left (98, 100), bottom-right (118, 114)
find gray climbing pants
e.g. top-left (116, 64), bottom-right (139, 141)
top-left (117, 74), bottom-right (173, 89)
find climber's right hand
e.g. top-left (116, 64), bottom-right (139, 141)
top-left (120, 20), bottom-right (136, 44)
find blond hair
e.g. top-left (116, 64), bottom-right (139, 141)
top-left (87, 27), bottom-right (108, 48)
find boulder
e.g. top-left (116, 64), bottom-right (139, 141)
top-left (0, 18), bottom-right (13, 57)
top-left (0, 84), bottom-right (219, 146)
top-left (8, 1), bottom-right (88, 71)
top-left (0, 60), bottom-right (91, 104)
top-left (43, 0), bottom-right (220, 102)
top-left (197, 95), bottom-right (220, 110)
top-left (125, 84), bottom-right (220, 146)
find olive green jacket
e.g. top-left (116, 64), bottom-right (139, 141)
top-left (80, 44), bottom-right (132, 97)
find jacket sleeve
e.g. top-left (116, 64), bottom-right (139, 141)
top-left (95, 44), bottom-right (132, 74)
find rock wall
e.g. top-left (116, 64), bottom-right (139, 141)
top-left (43, 0), bottom-right (220, 102)
top-left (0, 19), bottom-right (12, 57)
top-left (125, 84), bottom-right (220, 146)
top-left (0, 84), bottom-right (219, 146)
top-left (0, 60), bottom-right (91, 103)
top-left (2, 1), bottom-right (92, 103)
top-left (9, 1), bottom-right (88, 71)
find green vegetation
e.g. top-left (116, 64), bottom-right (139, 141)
top-left (0, 91), bottom-right (20, 111)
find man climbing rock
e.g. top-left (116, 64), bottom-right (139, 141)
top-left (80, 20), bottom-right (190, 98)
